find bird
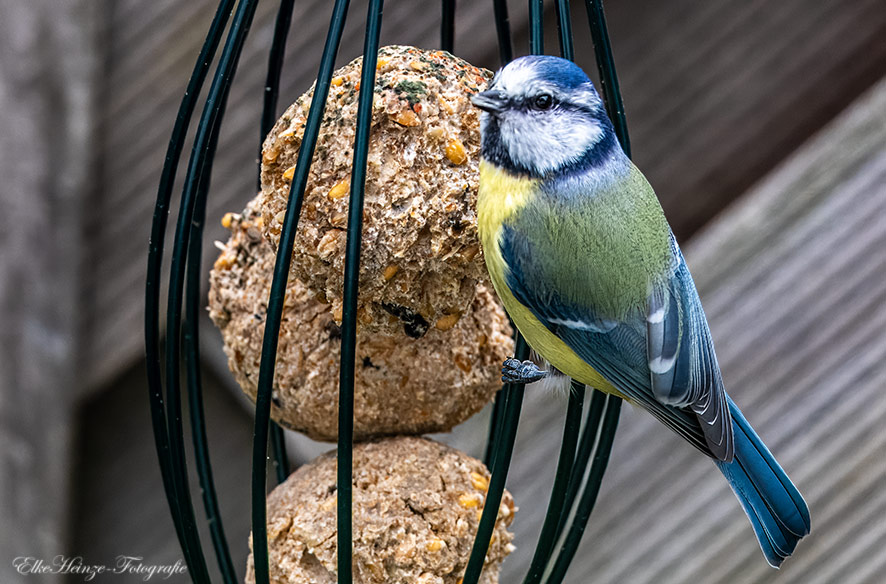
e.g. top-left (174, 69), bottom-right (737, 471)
top-left (471, 55), bottom-right (810, 567)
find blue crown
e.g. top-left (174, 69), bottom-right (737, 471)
top-left (511, 55), bottom-right (591, 90)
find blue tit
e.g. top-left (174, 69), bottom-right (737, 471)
top-left (471, 55), bottom-right (810, 567)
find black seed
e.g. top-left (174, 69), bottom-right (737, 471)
top-left (381, 303), bottom-right (430, 339)
top-left (448, 211), bottom-right (466, 232)
top-left (325, 320), bottom-right (342, 340)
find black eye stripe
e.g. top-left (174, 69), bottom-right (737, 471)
top-left (512, 93), bottom-right (598, 117)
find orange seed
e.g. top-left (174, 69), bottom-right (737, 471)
top-left (446, 139), bottom-right (467, 165)
top-left (435, 313), bottom-right (461, 331)
top-left (393, 109), bottom-right (420, 127)
top-left (383, 264), bottom-right (399, 281)
top-left (328, 179), bottom-right (350, 200)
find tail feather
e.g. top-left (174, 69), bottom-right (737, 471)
top-left (715, 398), bottom-right (810, 567)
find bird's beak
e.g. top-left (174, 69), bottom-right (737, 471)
top-left (471, 90), bottom-right (508, 114)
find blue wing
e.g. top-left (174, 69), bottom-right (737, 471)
top-left (502, 225), bottom-right (734, 461)
top-left (645, 244), bottom-right (733, 461)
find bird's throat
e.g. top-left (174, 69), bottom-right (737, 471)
top-left (477, 160), bottom-right (538, 237)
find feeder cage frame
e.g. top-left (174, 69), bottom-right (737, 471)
top-left (145, 1), bottom-right (631, 583)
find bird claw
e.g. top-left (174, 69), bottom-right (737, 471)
top-left (502, 358), bottom-right (547, 384)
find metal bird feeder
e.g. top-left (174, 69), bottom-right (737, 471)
top-left (145, 1), bottom-right (630, 582)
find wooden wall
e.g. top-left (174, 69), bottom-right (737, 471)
top-left (2, 0), bottom-right (885, 582)
top-left (0, 1), bottom-right (98, 580)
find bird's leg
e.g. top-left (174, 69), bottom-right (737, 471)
top-left (502, 358), bottom-right (548, 384)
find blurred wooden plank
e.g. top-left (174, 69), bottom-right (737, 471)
top-left (0, 1), bottom-right (98, 581)
top-left (70, 363), bottom-right (255, 583)
top-left (497, 76), bottom-right (886, 584)
top-left (558, 0), bottom-right (886, 238)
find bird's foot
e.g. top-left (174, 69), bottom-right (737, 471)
top-left (502, 358), bottom-right (548, 384)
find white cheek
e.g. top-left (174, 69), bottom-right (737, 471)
top-left (500, 112), bottom-right (603, 174)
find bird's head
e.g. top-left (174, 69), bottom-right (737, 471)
top-left (472, 56), bottom-right (618, 178)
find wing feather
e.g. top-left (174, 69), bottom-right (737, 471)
top-left (649, 251), bottom-right (732, 461)
top-left (502, 223), bottom-right (734, 461)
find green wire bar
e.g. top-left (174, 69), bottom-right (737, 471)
top-left (441, 0), bottom-right (456, 52)
top-left (544, 397), bottom-right (622, 584)
top-left (182, 0), bottom-right (303, 574)
top-left (145, 0), bottom-right (233, 572)
top-left (482, 0), bottom-right (515, 471)
top-left (554, 0), bottom-right (574, 61)
top-left (260, 0), bottom-right (297, 486)
top-left (183, 81), bottom-right (238, 584)
top-left (147, 1), bottom-right (632, 583)
top-left (553, 388), bottom-right (607, 542)
top-left (337, 1), bottom-right (384, 582)
top-left (462, 338), bottom-right (528, 584)
top-left (482, 388), bottom-right (505, 468)
top-left (521, 383), bottom-right (584, 584)
top-left (260, 0), bottom-right (295, 192)
top-left (156, 0), bottom-right (260, 580)
top-left (492, 0), bottom-right (513, 65)
top-left (464, 7), bottom-right (542, 584)
top-left (584, 0), bottom-right (630, 156)
top-left (529, 0), bottom-right (545, 55)
top-left (251, 0), bottom-right (351, 582)
top-left (518, 14), bottom-right (579, 582)
top-left (167, 0), bottom-right (260, 577)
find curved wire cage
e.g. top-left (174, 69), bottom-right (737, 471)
top-left (145, 1), bottom-right (631, 582)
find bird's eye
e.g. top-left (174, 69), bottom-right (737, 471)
top-left (533, 93), bottom-right (554, 110)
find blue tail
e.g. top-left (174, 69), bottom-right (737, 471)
top-left (715, 398), bottom-right (811, 567)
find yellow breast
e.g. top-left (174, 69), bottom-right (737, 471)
top-left (476, 161), bottom-right (621, 395)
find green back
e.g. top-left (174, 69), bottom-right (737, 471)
top-left (510, 164), bottom-right (673, 320)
